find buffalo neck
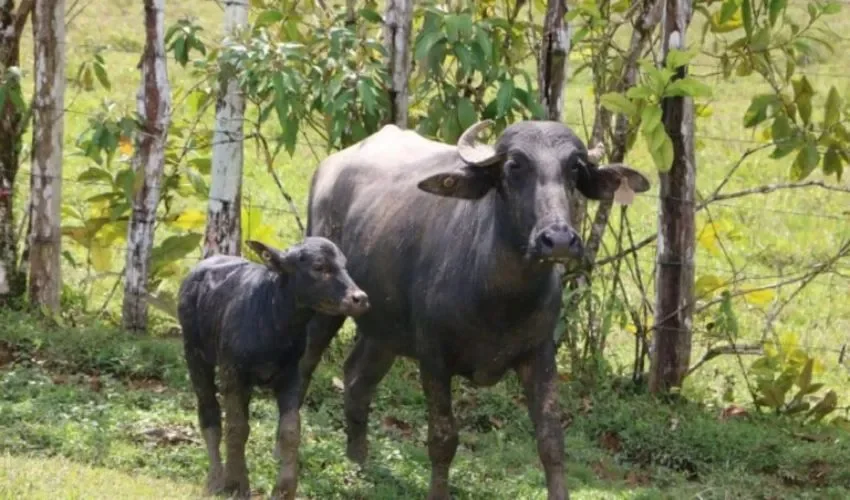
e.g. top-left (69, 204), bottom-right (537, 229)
top-left (261, 271), bottom-right (315, 331)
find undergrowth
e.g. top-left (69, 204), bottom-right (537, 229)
top-left (1, 310), bottom-right (849, 499)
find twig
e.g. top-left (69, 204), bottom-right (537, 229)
top-left (707, 180), bottom-right (850, 204)
top-left (686, 343), bottom-right (763, 377)
top-left (97, 268), bottom-right (125, 319)
top-left (254, 132), bottom-right (306, 234)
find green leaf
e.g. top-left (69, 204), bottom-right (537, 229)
top-left (281, 114), bottom-right (299, 157)
top-left (473, 26), bottom-right (493, 60)
top-left (743, 94), bottom-right (776, 128)
top-left (823, 86), bottom-right (842, 129)
top-left (796, 358), bottom-right (813, 392)
top-left (600, 92), bottom-right (638, 117)
top-left (751, 27), bottom-right (771, 51)
top-left (771, 115), bottom-right (792, 142)
top-left (742, 0), bottom-right (754, 38)
top-left (457, 97), bottom-right (476, 130)
top-left (768, 0), bottom-right (787, 26)
top-left (822, 1), bottom-right (842, 15)
top-left (151, 233), bottom-right (203, 273)
top-left (792, 76), bottom-right (814, 125)
top-left (664, 48), bottom-right (698, 70)
top-left (641, 105), bottom-right (663, 133)
top-left (823, 146), bottom-right (843, 179)
top-left (496, 79), bottom-right (515, 118)
top-left (357, 79), bottom-right (377, 116)
top-left (185, 167), bottom-right (208, 199)
top-left (415, 31), bottom-right (446, 62)
top-left (93, 63), bottom-right (111, 91)
top-left (255, 9), bottom-right (283, 28)
top-left (358, 8), bottom-right (382, 23)
top-left (77, 166), bottom-right (114, 185)
top-left (645, 126), bottom-right (675, 172)
top-left (790, 142), bottom-right (820, 180)
top-left (664, 78), bottom-right (713, 98)
top-left (626, 85), bottom-right (654, 100)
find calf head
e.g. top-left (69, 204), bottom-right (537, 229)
top-left (417, 120), bottom-right (651, 262)
top-left (246, 238), bottom-right (370, 317)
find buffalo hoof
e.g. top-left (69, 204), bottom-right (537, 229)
top-left (204, 467), bottom-right (224, 496)
top-left (222, 478), bottom-right (250, 499)
top-left (346, 437), bottom-right (368, 465)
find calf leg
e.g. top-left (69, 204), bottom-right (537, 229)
top-left (420, 364), bottom-right (458, 500)
top-left (343, 334), bottom-right (396, 464)
top-left (220, 365), bottom-right (252, 498)
top-left (515, 340), bottom-right (568, 500)
top-left (271, 375), bottom-right (301, 500)
top-left (297, 314), bottom-right (345, 407)
top-left (184, 347), bottom-right (223, 494)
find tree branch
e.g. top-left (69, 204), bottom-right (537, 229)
top-left (686, 343), bottom-right (763, 377)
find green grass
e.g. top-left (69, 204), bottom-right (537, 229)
top-left (0, 454), bottom-right (201, 499)
top-left (2, 310), bottom-right (850, 498)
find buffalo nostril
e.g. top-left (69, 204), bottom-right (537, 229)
top-left (539, 231), bottom-right (554, 249)
top-left (350, 291), bottom-right (368, 306)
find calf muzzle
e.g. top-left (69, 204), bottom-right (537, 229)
top-left (341, 289), bottom-right (370, 317)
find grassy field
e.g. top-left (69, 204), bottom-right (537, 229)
top-left (5, 0), bottom-right (850, 497)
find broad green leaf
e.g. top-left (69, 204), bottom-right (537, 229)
top-left (771, 115), bottom-right (792, 142)
top-left (93, 63), bottom-right (111, 91)
top-left (664, 78), bottom-right (713, 98)
top-left (808, 390), bottom-right (838, 422)
top-left (626, 85), bottom-right (654, 100)
top-left (151, 233), bottom-right (203, 272)
top-left (743, 94), bottom-right (776, 128)
top-left (358, 8), bottom-right (382, 23)
top-left (742, 0), bottom-right (754, 38)
top-left (188, 157), bottom-right (211, 175)
top-left (496, 79), bottom-right (515, 118)
top-left (664, 48), bottom-right (698, 70)
top-left (254, 9), bottom-right (283, 27)
top-left (281, 114), bottom-right (299, 156)
top-left (173, 209), bottom-right (206, 231)
top-left (796, 358), bottom-right (813, 392)
top-left (646, 126), bottom-right (674, 172)
top-left (600, 92), bottom-right (637, 117)
top-left (457, 97), bottom-right (476, 130)
top-left (750, 27), bottom-right (771, 51)
top-left (790, 142), bottom-right (820, 180)
top-left (357, 79), bottom-right (377, 115)
top-left (768, 0), bottom-right (787, 26)
top-left (414, 31), bottom-right (445, 61)
top-left (822, 1), bottom-right (842, 14)
top-left (823, 86), bottom-right (842, 129)
top-left (823, 146), bottom-right (843, 180)
top-left (641, 105), bottom-right (663, 133)
top-left (77, 166), bottom-right (113, 185)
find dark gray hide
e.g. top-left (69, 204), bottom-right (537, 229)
top-left (178, 237), bottom-right (368, 499)
top-left (299, 120), bottom-right (650, 500)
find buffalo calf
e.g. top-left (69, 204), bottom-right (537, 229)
top-left (178, 237), bottom-right (369, 499)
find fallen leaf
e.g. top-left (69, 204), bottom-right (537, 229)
top-left (381, 416), bottom-right (414, 438)
top-left (720, 405), bottom-right (749, 420)
top-left (599, 431), bottom-right (622, 453)
top-left (331, 377), bottom-right (344, 391)
top-left (136, 425), bottom-right (200, 447)
top-left (669, 416), bottom-right (680, 431)
top-left (89, 375), bottom-right (103, 393)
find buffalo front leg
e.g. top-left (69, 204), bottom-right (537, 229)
top-left (271, 376), bottom-right (301, 500)
top-left (183, 348), bottom-right (224, 494)
top-left (515, 340), bottom-right (568, 500)
top-left (221, 367), bottom-right (252, 498)
top-left (343, 335), bottom-right (396, 464)
top-left (297, 314), bottom-right (345, 407)
top-left (420, 364), bottom-right (458, 500)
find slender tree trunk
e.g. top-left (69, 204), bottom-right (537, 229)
top-left (122, 0), bottom-right (171, 333)
top-left (383, 0), bottom-right (412, 128)
top-left (0, 0), bottom-right (32, 306)
top-left (345, 0), bottom-right (356, 26)
top-left (28, 0), bottom-right (65, 313)
top-left (202, 0), bottom-right (248, 259)
top-left (650, 0), bottom-right (695, 393)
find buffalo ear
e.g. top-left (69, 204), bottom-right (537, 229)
top-left (246, 240), bottom-right (298, 274)
top-left (417, 167), bottom-right (499, 200)
top-left (576, 163), bottom-right (651, 204)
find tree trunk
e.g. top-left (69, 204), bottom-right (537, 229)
top-left (0, 0), bottom-right (32, 306)
top-left (650, 0), bottom-right (696, 393)
top-left (383, 0), bottom-right (412, 128)
top-left (345, 0), bottom-right (356, 26)
top-left (122, 0), bottom-right (171, 333)
top-left (28, 0), bottom-right (65, 313)
top-left (202, 0), bottom-right (247, 259)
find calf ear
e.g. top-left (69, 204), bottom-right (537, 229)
top-left (246, 240), bottom-right (298, 273)
top-left (417, 167), bottom-right (499, 200)
top-left (576, 164), bottom-right (651, 204)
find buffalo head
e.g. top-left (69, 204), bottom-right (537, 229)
top-left (417, 120), bottom-right (651, 262)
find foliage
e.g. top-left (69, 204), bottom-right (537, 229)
top-left (695, 0), bottom-right (848, 180)
top-left (749, 332), bottom-right (839, 421)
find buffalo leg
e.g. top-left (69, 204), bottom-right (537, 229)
top-left (298, 314), bottom-right (346, 406)
top-left (220, 366), bottom-right (252, 498)
top-left (420, 364), bottom-right (458, 500)
top-left (343, 334), bottom-right (396, 464)
top-left (271, 375), bottom-right (301, 500)
top-left (184, 348), bottom-right (223, 494)
top-left (515, 341), bottom-right (568, 500)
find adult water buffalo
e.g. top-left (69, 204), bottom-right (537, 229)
top-left (298, 119), bottom-right (650, 499)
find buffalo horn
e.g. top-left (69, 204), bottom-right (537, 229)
top-left (457, 120), bottom-right (502, 167)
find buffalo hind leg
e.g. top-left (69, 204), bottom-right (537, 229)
top-left (420, 364), bottom-right (458, 500)
top-left (220, 365), bottom-right (252, 498)
top-left (184, 346), bottom-right (224, 495)
top-left (298, 314), bottom-right (346, 407)
top-left (271, 374), bottom-right (301, 500)
top-left (343, 334), bottom-right (396, 464)
top-left (515, 340), bottom-right (568, 500)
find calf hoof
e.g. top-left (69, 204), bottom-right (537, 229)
top-left (204, 466), bottom-right (224, 496)
top-left (345, 436), bottom-right (368, 465)
top-left (270, 479), bottom-right (297, 500)
top-left (222, 479), bottom-right (250, 499)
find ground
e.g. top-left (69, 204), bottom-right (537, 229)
top-left (4, 0), bottom-right (850, 497)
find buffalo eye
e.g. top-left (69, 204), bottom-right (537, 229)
top-left (506, 159), bottom-right (525, 176)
